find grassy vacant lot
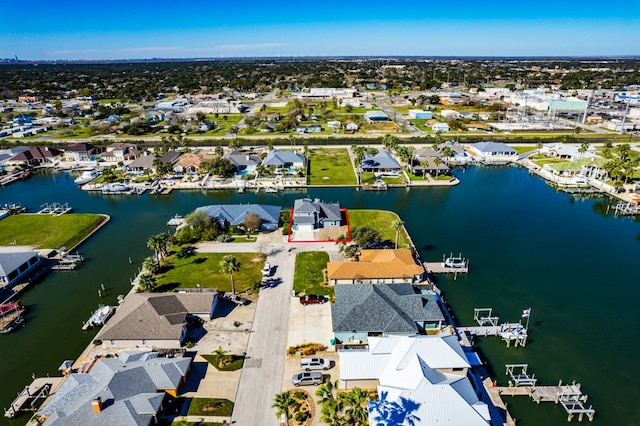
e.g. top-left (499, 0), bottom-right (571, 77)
top-left (155, 250), bottom-right (266, 292)
top-left (293, 251), bottom-right (332, 296)
top-left (0, 214), bottom-right (107, 249)
top-left (360, 172), bottom-right (405, 185)
top-left (509, 145), bottom-right (537, 155)
top-left (348, 210), bottom-right (410, 248)
top-left (187, 398), bottom-right (234, 417)
top-left (308, 148), bottom-right (357, 185)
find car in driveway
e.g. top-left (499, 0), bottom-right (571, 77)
top-left (299, 294), bottom-right (325, 305)
top-left (301, 357), bottom-right (331, 371)
top-left (261, 261), bottom-right (271, 277)
top-left (292, 371), bottom-right (324, 386)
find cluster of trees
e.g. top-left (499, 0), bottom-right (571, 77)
top-left (315, 381), bottom-right (373, 425)
top-left (601, 143), bottom-right (639, 188)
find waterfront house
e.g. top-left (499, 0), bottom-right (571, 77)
top-left (262, 149), bottom-right (306, 169)
top-left (468, 141), bottom-right (517, 163)
top-left (411, 148), bottom-right (450, 176)
top-left (126, 152), bottom-right (157, 174)
top-left (39, 351), bottom-right (191, 426)
top-left (540, 143), bottom-right (597, 161)
top-left (292, 198), bottom-right (342, 231)
top-left (359, 150), bottom-right (402, 173)
top-left (99, 143), bottom-right (139, 162)
top-left (0, 250), bottom-right (43, 289)
top-left (224, 150), bottom-right (261, 174)
top-left (8, 146), bottom-right (62, 166)
top-left (173, 152), bottom-right (204, 174)
top-left (64, 143), bottom-right (99, 162)
top-left (96, 292), bottom-right (218, 349)
top-left (327, 248), bottom-right (425, 285)
top-left (195, 204), bottom-right (281, 231)
top-left (331, 284), bottom-right (444, 346)
top-left (338, 335), bottom-right (490, 425)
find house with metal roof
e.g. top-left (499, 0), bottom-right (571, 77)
top-left (292, 198), bottom-right (342, 231)
top-left (327, 249), bottom-right (425, 285)
top-left (0, 250), bottom-right (42, 289)
top-left (365, 110), bottom-right (390, 123)
top-left (39, 351), bottom-right (191, 426)
top-left (359, 150), bottom-right (402, 172)
top-left (331, 283), bottom-right (444, 346)
top-left (96, 292), bottom-right (218, 349)
top-left (338, 335), bottom-right (490, 425)
top-left (468, 141), bottom-right (517, 163)
top-left (539, 143), bottom-right (597, 161)
top-left (195, 204), bottom-right (281, 231)
top-left (262, 149), bottom-right (306, 169)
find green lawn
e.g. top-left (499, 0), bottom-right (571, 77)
top-left (348, 210), bottom-right (410, 248)
top-left (293, 251), bottom-right (332, 296)
top-left (187, 398), bottom-right (234, 417)
top-left (202, 354), bottom-right (245, 371)
top-left (360, 172), bottom-right (405, 185)
top-left (0, 214), bottom-right (107, 249)
top-left (155, 250), bottom-right (265, 292)
top-left (509, 145), bottom-right (537, 155)
top-left (308, 148), bottom-right (357, 185)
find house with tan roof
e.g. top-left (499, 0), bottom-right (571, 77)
top-left (96, 292), bottom-right (218, 349)
top-left (173, 152), bottom-right (204, 174)
top-left (327, 249), bottom-right (425, 285)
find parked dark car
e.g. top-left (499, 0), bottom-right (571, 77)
top-left (299, 294), bottom-right (325, 305)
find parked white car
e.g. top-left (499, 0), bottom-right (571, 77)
top-left (301, 357), bottom-right (331, 371)
top-left (261, 261), bottom-right (271, 277)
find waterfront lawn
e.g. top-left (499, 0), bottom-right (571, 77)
top-left (187, 398), bottom-right (234, 417)
top-left (348, 210), bottom-right (410, 248)
top-left (293, 251), bottom-right (331, 296)
top-left (360, 172), bottom-right (405, 185)
top-left (0, 214), bottom-right (106, 249)
top-left (308, 148), bottom-right (357, 185)
top-left (155, 250), bottom-right (265, 292)
top-left (509, 145), bottom-right (537, 155)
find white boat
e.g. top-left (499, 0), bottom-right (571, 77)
top-left (442, 255), bottom-right (466, 268)
top-left (74, 169), bottom-right (101, 185)
top-left (101, 183), bottom-right (131, 193)
top-left (83, 306), bottom-right (114, 330)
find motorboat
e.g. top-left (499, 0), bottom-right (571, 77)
top-left (442, 255), bottom-right (466, 268)
top-left (74, 169), bottom-right (101, 185)
top-left (101, 183), bottom-right (131, 193)
top-left (82, 306), bottom-right (114, 330)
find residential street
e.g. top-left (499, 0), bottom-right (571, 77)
top-left (197, 235), bottom-right (340, 425)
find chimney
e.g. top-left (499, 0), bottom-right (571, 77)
top-left (92, 397), bottom-right (103, 413)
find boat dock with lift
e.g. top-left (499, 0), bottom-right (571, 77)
top-left (82, 305), bottom-right (115, 330)
top-left (458, 308), bottom-right (528, 347)
top-left (484, 364), bottom-right (596, 423)
top-left (425, 253), bottom-right (469, 275)
top-left (614, 200), bottom-right (640, 215)
top-left (36, 202), bottom-right (72, 216)
top-left (4, 377), bottom-right (65, 418)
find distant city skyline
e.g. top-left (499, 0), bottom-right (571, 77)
top-left (1, 0), bottom-right (639, 60)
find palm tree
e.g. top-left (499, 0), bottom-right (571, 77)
top-left (137, 273), bottom-right (156, 292)
top-left (142, 256), bottom-right (159, 274)
top-left (320, 398), bottom-right (344, 426)
top-left (339, 387), bottom-right (370, 425)
top-left (316, 380), bottom-right (339, 405)
top-left (213, 346), bottom-right (227, 368)
top-left (272, 391), bottom-right (300, 423)
top-left (578, 142), bottom-right (590, 158)
top-left (391, 219), bottom-right (404, 249)
top-left (382, 134), bottom-right (398, 152)
top-left (433, 157), bottom-right (444, 178)
top-left (219, 255), bottom-right (241, 294)
top-left (441, 147), bottom-right (455, 164)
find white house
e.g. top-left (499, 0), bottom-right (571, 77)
top-left (408, 110), bottom-right (432, 119)
top-left (431, 123), bottom-right (450, 132)
top-left (0, 250), bottom-right (42, 289)
top-left (339, 335), bottom-right (490, 425)
top-left (468, 141), bottom-right (517, 163)
top-left (540, 143), bottom-right (597, 161)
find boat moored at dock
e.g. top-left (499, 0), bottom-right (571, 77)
top-left (82, 305), bottom-right (114, 330)
top-left (74, 169), bottom-right (101, 185)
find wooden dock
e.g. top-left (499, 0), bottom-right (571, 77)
top-left (458, 325), bottom-right (501, 336)
top-left (424, 262), bottom-right (469, 274)
top-left (4, 377), bottom-right (65, 418)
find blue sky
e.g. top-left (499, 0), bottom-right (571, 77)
top-left (1, 0), bottom-right (639, 60)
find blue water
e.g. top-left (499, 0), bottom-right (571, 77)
top-left (0, 167), bottom-right (639, 425)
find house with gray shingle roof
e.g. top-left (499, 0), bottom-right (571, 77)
top-left (262, 149), bottom-right (306, 169)
top-left (39, 351), bottom-right (191, 426)
top-left (196, 204), bottom-right (281, 231)
top-left (224, 150), bottom-right (261, 173)
top-left (0, 250), bottom-right (42, 289)
top-left (292, 198), bottom-right (342, 231)
top-left (96, 292), bottom-right (218, 349)
top-left (359, 150), bottom-right (402, 172)
top-left (331, 284), bottom-right (444, 346)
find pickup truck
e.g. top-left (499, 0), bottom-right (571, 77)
top-left (299, 294), bottom-right (325, 305)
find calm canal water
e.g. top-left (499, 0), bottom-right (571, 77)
top-left (1, 167), bottom-right (639, 425)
